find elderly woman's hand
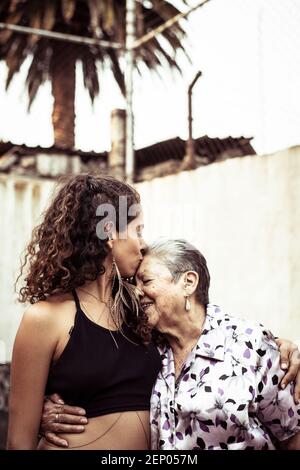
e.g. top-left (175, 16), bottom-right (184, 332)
top-left (276, 338), bottom-right (300, 403)
top-left (40, 394), bottom-right (88, 448)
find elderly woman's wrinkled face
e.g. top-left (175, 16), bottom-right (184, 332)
top-left (135, 255), bottom-right (185, 330)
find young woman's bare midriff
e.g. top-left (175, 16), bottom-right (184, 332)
top-left (37, 410), bottom-right (150, 450)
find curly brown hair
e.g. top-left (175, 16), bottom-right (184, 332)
top-left (17, 174), bottom-right (152, 344)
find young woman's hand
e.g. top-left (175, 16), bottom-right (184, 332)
top-left (276, 338), bottom-right (300, 403)
top-left (40, 393), bottom-right (88, 448)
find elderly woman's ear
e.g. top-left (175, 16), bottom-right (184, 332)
top-left (182, 271), bottom-right (199, 296)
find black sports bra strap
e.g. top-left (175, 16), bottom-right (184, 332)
top-left (72, 289), bottom-right (81, 311)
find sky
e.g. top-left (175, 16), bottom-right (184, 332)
top-left (0, 0), bottom-right (300, 155)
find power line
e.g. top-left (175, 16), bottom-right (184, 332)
top-left (132, 0), bottom-right (211, 49)
top-left (0, 22), bottom-right (122, 49)
top-left (0, 1), bottom-right (211, 51)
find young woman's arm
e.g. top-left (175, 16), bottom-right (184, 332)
top-left (7, 303), bottom-right (58, 449)
top-left (255, 330), bottom-right (300, 448)
top-left (280, 432), bottom-right (300, 450)
top-left (275, 338), bottom-right (300, 401)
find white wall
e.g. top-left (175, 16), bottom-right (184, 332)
top-left (0, 147), bottom-right (299, 360)
top-left (137, 147), bottom-right (300, 340)
top-left (0, 175), bottom-right (54, 361)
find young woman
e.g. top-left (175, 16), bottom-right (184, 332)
top-left (7, 174), bottom-right (161, 450)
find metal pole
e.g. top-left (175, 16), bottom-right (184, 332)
top-left (0, 1), bottom-right (212, 51)
top-left (185, 71), bottom-right (202, 169)
top-left (1, 1), bottom-right (210, 181)
top-left (125, 0), bottom-right (136, 183)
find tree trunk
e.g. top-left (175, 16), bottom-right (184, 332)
top-left (51, 43), bottom-right (76, 149)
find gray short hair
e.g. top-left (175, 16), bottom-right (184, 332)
top-left (145, 239), bottom-right (210, 305)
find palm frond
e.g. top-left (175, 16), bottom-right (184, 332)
top-left (28, 8), bottom-right (43, 46)
top-left (102, 0), bottom-right (115, 32)
top-left (0, 8), bottom-right (23, 43)
top-left (151, 0), bottom-right (186, 22)
top-left (61, 0), bottom-right (76, 23)
top-left (5, 36), bottom-right (27, 88)
top-left (110, 3), bottom-right (125, 44)
top-left (41, 0), bottom-right (57, 32)
top-left (150, 36), bottom-right (182, 72)
top-left (87, 0), bottom-right (102, 38)
top-left (0, 0), bottom-right (192, 146)
top-left (106, 48), bottom-right (125, 95)
top-left (8, 0), bottom-right (23, 13)
top-left (0, 1), bottom-right (10, 15)
top-left (25, 39), bottom-right (51, 108)
top-left (81, 47), bottom-right (100, 102)
top-left (136, 1), bottom-right (144, 38)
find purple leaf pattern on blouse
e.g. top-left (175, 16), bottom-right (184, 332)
top-left (150, 305), bottom-right (300, 450)
top-left (243, 349), bottom-right (251, 359)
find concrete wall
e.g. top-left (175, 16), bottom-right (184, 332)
top-left (0, 175), bottom-right (55, 361)
top-left (0, 146), bottom-right (299, 361)
top-left (137, 146), bottom-right (300, 340)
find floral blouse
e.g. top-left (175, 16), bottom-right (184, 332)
top-left (150, 305), bottom-right (300, 450)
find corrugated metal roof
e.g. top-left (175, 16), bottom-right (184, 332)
top-left (135, 136), bottom-right (256, 169)
top-left (0, 135), bottom-right (255, 174)
top-left (0, 141), bottom-right (106, 159)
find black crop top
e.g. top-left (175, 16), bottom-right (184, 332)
top-left (45, 290), bottom-right (162, 418)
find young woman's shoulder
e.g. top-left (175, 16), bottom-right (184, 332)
top-left (22, 292), bottom-right (75, 332)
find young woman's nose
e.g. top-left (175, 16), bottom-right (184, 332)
top-left (135, 279), bottom-right (144, 294)
top-left (139, 238), bottom-right (148, 252)
top-left (135, 287), bottom-right (144, 299)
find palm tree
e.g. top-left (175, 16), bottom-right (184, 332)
top-left (0, 0), bottom-right (189, 149)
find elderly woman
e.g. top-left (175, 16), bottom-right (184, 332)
top-left (40, 239), bottom-right (300, 450)
top-left (136, 239), bottom-right (300, 450)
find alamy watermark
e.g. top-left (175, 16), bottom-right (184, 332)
top-left (96, 196), bottom-right (142, 240)
top-left (94, 196), bottom-right (202, 244)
